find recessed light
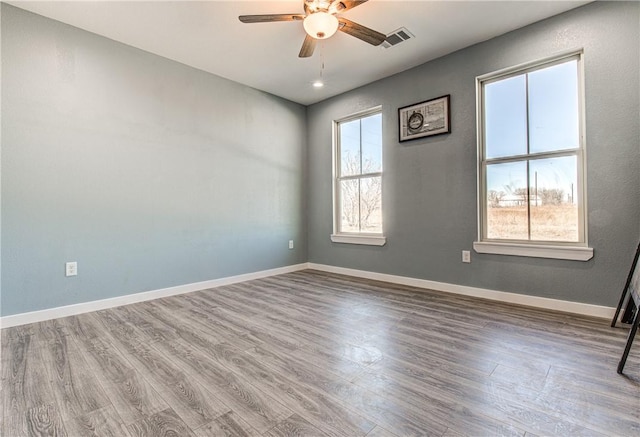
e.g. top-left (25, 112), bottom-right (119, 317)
top-left (312, 81), bottom-right (324, 88)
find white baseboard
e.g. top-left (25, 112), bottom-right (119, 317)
top-left (307, 263), bottom-right (616, 319)
top-left (0, 263), bottom-right (308, 328)
top-left (1, 261), bottom-right (615, 328)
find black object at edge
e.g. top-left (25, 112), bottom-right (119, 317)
top-left (612, 241), bottom-right (640, 374)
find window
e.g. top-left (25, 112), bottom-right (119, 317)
top-left (331, 107), bottom-right (385, 246)
top-left (474, 52), bottom-right (593, 261)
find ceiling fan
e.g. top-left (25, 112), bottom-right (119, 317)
top-left (239, 0), bottom-right (386, 58)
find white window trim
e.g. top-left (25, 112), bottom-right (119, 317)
top-left (473, 241), bottom-right (593, 261)
top-left (332, 106), bottom-right (386, 246)
top-left (475, 49), bottom-right (592, 261)
top-left (331, 234), bottom-right (387, 246)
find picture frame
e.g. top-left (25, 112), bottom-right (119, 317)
top-left (398, 94), bottom-right (450, 142)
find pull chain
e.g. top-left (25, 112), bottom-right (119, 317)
top-left (313, 43), bottom-right (326, 88)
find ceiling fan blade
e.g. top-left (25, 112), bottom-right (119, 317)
top-left (330, 0), bottom-right (369, 14)
top-left (299, 35), bottom-right (317, 58)
top-left (338, 17), bottom-right (386, 46)
top-left (239, 14), bottom-right (305, 24)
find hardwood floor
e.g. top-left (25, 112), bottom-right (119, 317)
top-left (2, 270), bottom-right (639, 436)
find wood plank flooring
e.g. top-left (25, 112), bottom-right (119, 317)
top-left (2, 270), bottom-right (639, 436)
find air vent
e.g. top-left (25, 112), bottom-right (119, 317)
top-left (382, 27), bottom-right (414, 49)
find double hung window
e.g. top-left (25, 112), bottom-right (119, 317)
top-left (475, 52), bottom-right (592, 260)
top-left (332, 107), bottom-right (385, 246)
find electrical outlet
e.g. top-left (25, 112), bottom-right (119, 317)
top-left (65, 261), bottom-right (78, 276)
top-left (462, 250), bottom-right (471, 263)
top-left (288, 240), bottom-right (294, 249)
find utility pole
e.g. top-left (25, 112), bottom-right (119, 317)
top-left (571, 183), bottom-right (574, 204)
top-left (534, 171), bottom-right (538, 206)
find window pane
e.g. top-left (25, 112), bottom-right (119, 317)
top-left (486, 161), bottom-right (528, 240)
top-left (336, 109), bottom-right (383, 236)
top-left (529, 156), bottom-right (578, 241)
top-left (360, 176), bottom-right (382, 233)
top-left (340, 120), bottom-right (361, 176)
top-left (361, 113), bottom-right (382, 174)
top-left (485, 75), bottom-right (527, 159)
top-left (340, 179), bottom-right (360, 233)
top-left (529, 60), bottom-right (579, 154)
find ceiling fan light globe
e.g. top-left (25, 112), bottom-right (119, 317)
top-left (303, 12), bottom-right (339, 40)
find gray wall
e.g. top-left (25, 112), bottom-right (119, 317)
top-left (2, 2), bottom-right (638, 318)
top-left (1, 4), bottom-right (307, 317)
top-left (307, 1), bottom-right (640, 307)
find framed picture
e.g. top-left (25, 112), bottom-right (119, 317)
top-left (398, 95), bottom-right (450, 142)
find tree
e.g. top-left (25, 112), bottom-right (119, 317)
top-left (539, 188), bottom-right (565, 205)
top-left (488, 190), bottom-right (505, 207)
top-left (341, 152), bottom-right (382, 231)
top-left (514, 187), bottom-right (529, 204)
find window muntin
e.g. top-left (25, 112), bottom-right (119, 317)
top-left (479, 53), bottom-right (585, 245)
top-left (334, 108), bottom-right (383, 236)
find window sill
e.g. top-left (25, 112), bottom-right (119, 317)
top-left (473, 241), bottom-right (593, 261)
top-left (331, 234), bottom-right (387, 246)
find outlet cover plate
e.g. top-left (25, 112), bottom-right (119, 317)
top-left (66, 262), bottom-right (78, 276)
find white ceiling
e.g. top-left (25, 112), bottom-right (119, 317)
top-left (8, 0), bottom-right (590, 105)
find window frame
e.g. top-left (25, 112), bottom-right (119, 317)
top-left (331, 106), bottom-right (386, 246)
top-left (474, 50), bottom-right (593, 261)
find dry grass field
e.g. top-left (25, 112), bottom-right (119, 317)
top-left (487, 204), bottom-right (579, 241)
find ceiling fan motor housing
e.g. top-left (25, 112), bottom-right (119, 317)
top-left (303, 11), bottom-right (339, 39)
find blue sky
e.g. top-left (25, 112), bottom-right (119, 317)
top-left (339, 113), bottom-right (382, 176)
top-left (484, 59), bottom-right (579, 198)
